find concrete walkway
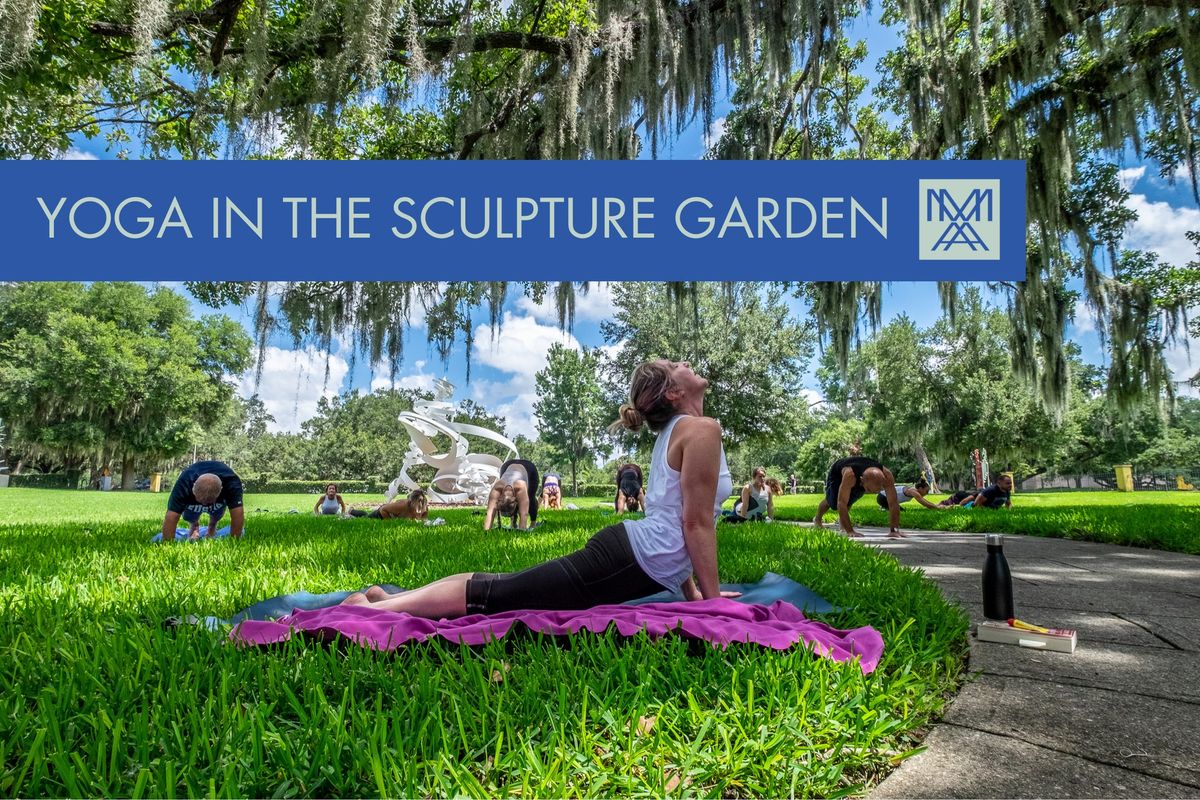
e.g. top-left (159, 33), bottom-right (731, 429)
top-left (845, 528), bottom-right (1200, 798)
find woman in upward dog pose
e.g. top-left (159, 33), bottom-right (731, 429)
top-left (342, 359), bottom-right (739, 616)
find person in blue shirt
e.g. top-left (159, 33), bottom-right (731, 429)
top-left (162, 460), bottom-right (245, 541)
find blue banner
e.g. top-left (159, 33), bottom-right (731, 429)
top-left (0, 160), bottom-right (1025, 280)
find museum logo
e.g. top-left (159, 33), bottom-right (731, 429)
top-left (918, 179), bottom-right (1000, 260)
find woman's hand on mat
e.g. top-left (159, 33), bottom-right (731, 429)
top-left (719, 590), bottom-right (742, 598)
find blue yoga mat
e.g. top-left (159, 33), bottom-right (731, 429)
top-left (624, 572), bottom-right (838, 613)
top-left (151, 525), bottom-right (240, 543)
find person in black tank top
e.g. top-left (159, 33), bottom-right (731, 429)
top-left (813, 456), bottom-right (906, 539)
top-left (615, 463), bottom-right (646, 513)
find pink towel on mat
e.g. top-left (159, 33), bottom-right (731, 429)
top-left (231, 598), bottom-right (884, 673)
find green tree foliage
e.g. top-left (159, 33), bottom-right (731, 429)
top-left (192, 394), bottom-right (274, 463)
top-left (0, 282), bottom-right (251, 486)
top-left (602, 282), bottom-right (816, 446)
top-left (534, 344), bottom-right (607, 494)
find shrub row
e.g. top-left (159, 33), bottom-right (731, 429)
top-left (243, 479), bottom-right (387, 494)
top-left (6, 472), bottom-right (84, 489)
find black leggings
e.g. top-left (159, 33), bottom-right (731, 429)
top-left (465, 523), bottom-right (662, 614)
top-left (498, 458), bottom-right (539, 525)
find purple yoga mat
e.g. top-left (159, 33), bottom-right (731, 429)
top-left (231, 598), bottom-right (884, 673)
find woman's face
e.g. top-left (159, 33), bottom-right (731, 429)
top-left (659, 359), bottom-right (708, 400)
top-left (753, 469), bottom-right (766, 485)
top-left (326, 484), bottom-right (337, 497)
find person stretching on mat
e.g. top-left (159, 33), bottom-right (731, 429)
top-left (731, 467), bottom-right (778, 521)
top-left (484, 458), bottom-right (539, 530)
top-left (340, 359), bottom-right (740, 616)
top-left (937, 489), bottom-right (977, 508)
top-left (615, 463), bottom-right (646, 513)
top-left (813, 456), bottom-right (905, 539)
top-left (541, 473), bottom-right (564, 511)
top-left (161, 460), bottom-right (245, 541)
top-left (876, 478), bottom-right (943, 511)
top-left (348, 489), bottom-right (429, 520)
top-left (971, 474), bottom-right (1014, 509)
top-left (313, 483), bottom-right (347, 516)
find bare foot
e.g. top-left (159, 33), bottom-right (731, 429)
top-left (888, 530), bottom-right (908, 539)
top-left (812, 517), bottom-right (824, 528)
top-left (341, 592), bottom-right (371, 606)
top-left (845, 530), bottom-right (864, 538)
top-left (364, 585), bottom-right (393, 602)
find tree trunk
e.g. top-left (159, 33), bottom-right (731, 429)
top-left (121, 454), bottom-right (136, 490)
top-left (914, 442), bottom-right (938, 493)
top-left (570, 458), bottom-right (578, 497)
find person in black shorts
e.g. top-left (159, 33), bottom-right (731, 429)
top-left (339, 359), bottom-right (740, 618)
top-left (161, 460), bottom-right (245, 541)
top-left (813, 456), bottom-right (905, 538)
top-left (615, 463), bottom-right (646, 513)
top-left (938, 489), bottom-right (978, 508)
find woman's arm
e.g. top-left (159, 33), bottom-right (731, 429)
top-left (517, 486), bottom-right (530, 529)
top-left (677, 417), bottom-right (724, 599)
top-left (615, 490), bottom-right (626, 513)
top-left (914, 492), bottom-right (941, 510)
top-left (483, 487), bottom-right (499, 530)
top-left (313, 498), bottom-right (322, 514)
top-left (638, 488), bottom-right (647, 512)
top-left (767, 493), bottom-right (775, 518)
top-left (337, 494), bottom-right (347, 513)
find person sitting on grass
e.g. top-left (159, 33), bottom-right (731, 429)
top-left (341, 359), bottom-right (740, 616)
top-left (970, 474), bottom-right (1014, 509)
top-left (813, 456), bottom-right (905, 539)
top-left (161, 460), bottom-right (245, 541)
top-left (876, 478), bottom-right (943, 511)
top-left (615, 463), bottom-right (646, 513)
top-left (313, 483), bottom-right (347, 516)
top-left (541, 473), bottom-right (564, 511)
top-left (484, 459), bottom-right (539, 530)
top-left (349, 489), bottom-right (429, 520)
top-left (937, 489), bottom-right (978, 508)
top-left (724, 467), bottom-right (780, 523)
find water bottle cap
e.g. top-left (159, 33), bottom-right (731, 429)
top-left (986, 533), bottom-right (1003, 546)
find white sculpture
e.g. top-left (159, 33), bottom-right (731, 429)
top-left (386, 378), bottom-right (518, 504)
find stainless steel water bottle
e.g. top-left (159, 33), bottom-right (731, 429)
top-left (982, 533), bottom-right (1014, 621)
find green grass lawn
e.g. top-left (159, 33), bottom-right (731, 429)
top-left (0, 489), bottom-right (968, 797)
top-left (764, 490), bottom-right (1200, 555)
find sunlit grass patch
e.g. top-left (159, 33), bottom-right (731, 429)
top-left (0, 491), bottom-right (967, 797)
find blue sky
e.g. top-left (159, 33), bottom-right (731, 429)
top-left (57, 12), bottom-right (1200, 434)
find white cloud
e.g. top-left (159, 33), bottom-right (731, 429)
top-left (1117, 166), bottom-right (1146, 191)
top-left (469, 313), bottom-right (583, 437)
top-left (370, 358), bottom-right (437, 393)
top-left (1165, 334), bottom-right (1200, 398)
top-left (1123, 194), bottom-right (1200, 266)
top-left (471, 312), bottom-right (581, 392)
top-left (514, 283), bottom-right (617, 324)
top-left (704, 116), bottom-right (728, 148)
top-left (57, 147), bottom-right (98, 161)
top-left (799, 388), bottom-right (824, 408)
top-left (239, 346), bottom-right (349, 433)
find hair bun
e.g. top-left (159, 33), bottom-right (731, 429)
top-left (615, 403), bottom-right (644, 432)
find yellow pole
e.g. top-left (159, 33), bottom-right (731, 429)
top-left (1115, 465), bottom-right (1134, 492)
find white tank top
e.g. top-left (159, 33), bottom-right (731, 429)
top-left (624, 415), bottom-right (733, 591)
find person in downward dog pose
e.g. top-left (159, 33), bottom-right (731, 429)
top-left (614, 462), bottom-right (646, 513)
top-left (813, 456), bottom-right (906, 539)
top-left (541, 473), bottom-right (564, 510)
top-left (341, 359), bottom-right (739, 616)
top-left (483, 458), bottom-right (539, 530)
